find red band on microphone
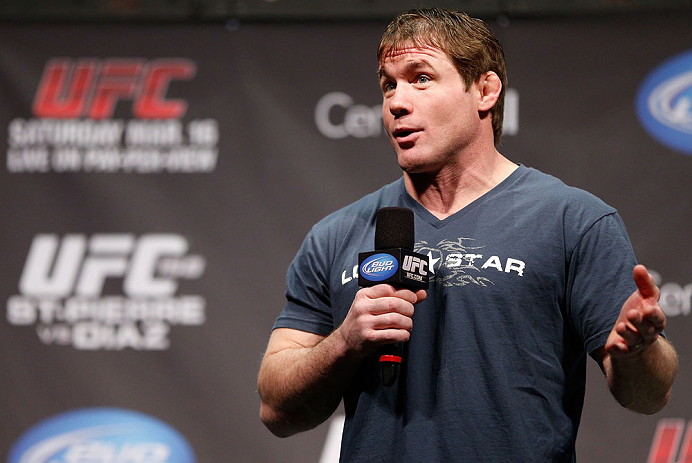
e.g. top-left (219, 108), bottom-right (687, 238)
top-left (379, 355), bottom-right (402, 363)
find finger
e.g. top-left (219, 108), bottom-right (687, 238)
top-left (618, 312), bottom-right (663, 349)
top-left (631, 318), bottom-right (663, 344)
top-left (363, 284), bottom-right (419, 305)
top-left (605, 335), bottom-right (631, 356)
top-left (372, 311), bottom-right (414, 332)
top-left (606, 335), bottom-right (640, 358)
top-left (628, 306), bottom-right (665, 333)
top-left (633, 264), bottom-right (659, 300)
top-left (615, 321), bottom-right (643, 347)
top-left (626, 308), bottom-right (642, 325)
top-left (368, 327), bottom-right (412, 345)
top-left (415, 289), bottom-right (427, 303)
top-left (369, 296), bottom-right (416, 318)
top-left (625, 301), bottom-right (666, 344)
top-left (641, 305), bottom-right (666, 330)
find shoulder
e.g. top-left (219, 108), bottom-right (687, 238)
top-left (289, 179), bottom-right (404, 279)
top-left (515, 165), bottom-right (616, 218)
top-left (309, 178), bottom-right (403, 239)
top-left (504, 165), bottom-right (626, 252)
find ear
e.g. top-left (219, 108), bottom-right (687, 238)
top-left (477, 71), bottom-right (502, 112)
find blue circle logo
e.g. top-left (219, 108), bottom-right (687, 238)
top-left (8, 407), bottom-right (196, 463)
top-left (360, 253), bottom-right (398, 281)
top-left (636, 49), bottom-right (692, 155)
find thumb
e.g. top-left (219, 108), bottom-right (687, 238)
top-left (633, 264), bottom-right (658, 300)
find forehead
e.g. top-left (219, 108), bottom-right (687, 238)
top-left (378, 45), bottom-right (453, 76)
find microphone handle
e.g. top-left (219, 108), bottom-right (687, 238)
top-left (379, 342), bottom-right (403, 387)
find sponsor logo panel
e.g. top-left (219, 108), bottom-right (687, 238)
top-left (636, 49), bottom-right (692, 155)
top-left (8, 407), bottom-right (196, 463)
top-left (315, 89), bottom-right (519, 140)
top-left (6, 233), bottom-right (206, 350)
top-left (359, 253), bottom-right (398, 281)
top-left (7, 58), bottom-right (219, 173)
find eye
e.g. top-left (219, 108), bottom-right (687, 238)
top-left (416, 75), bottom-right (431, 84)
top-left (382, 81), bottom-right (395, 93)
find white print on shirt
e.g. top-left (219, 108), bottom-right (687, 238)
top-left (340, 237), bottom-right (525, 287)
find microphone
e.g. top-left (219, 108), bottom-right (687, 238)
top-left (358, 207), bottom-right (429, 386)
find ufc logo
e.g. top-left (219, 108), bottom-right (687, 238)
top-left (402, 255), bottom-right (428, 276)
top-left (648, 419), bottom-right (692, 463)
top-left (32, 58), bottom-right (196, 119)
top-left (19, 234), bottom-right (204, 298)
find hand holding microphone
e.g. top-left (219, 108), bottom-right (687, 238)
top-left (357, 207), bottom-right (429, 386)
top-left (336, 284), bottom-right (422, 359)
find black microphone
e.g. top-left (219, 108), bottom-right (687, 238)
top-left (358, 207), bottom-right (429, 386)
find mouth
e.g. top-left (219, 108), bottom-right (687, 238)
top-left (392, 128), bottom-right (420, 144)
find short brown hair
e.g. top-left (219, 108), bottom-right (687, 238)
top-left (378, 8), bottom-right (507, 145)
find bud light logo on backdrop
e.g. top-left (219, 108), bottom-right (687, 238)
top-left (8, 407), bottom-right (196, 463)
top-left (636, 49), bottom-right (692, 155)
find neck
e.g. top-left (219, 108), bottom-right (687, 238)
top-left (404, 149), bottom-right (517, 220)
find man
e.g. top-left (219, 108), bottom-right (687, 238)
top-left (258, 8), bottom-right (678, 461)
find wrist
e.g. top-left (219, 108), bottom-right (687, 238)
top-left (329, 325), bottom-right (366, 362)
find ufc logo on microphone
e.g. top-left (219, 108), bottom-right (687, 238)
top-left (402, 255), bottom-right (428, 276)
top-left (32, 58), bottom-right (196, 119)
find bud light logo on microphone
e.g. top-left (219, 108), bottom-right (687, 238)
top-left (358, 249), bottom-right (428, 289)
top-left (8, 407), bottom-right (196, 463)
top-left (360, 253), bottom-right (399, 282)
top-left (636, 49), bottom-right (692, 155)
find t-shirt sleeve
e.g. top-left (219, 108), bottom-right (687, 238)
top-left (272, 225), bottom-right (336, 336)
top-left (566, 212), bottom-right (638, 354)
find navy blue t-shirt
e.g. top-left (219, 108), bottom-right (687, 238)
top-left (274, 165), bottom-right (637, 462)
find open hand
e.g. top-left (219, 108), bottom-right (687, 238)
top-left (604, 264), bottom-right (666, 357)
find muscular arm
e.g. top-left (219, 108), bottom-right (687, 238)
top-left (257, 285), bottom-right (426, 437)
top-left (594, 265), bottom-right (678, 414)
top-left (257, 328), bottom-right (359, 437)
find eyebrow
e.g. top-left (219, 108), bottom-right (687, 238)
top-left (378, 59), bottom-right (433, 80)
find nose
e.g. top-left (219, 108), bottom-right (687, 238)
top-left (386, 86), bottom-right (412, 118)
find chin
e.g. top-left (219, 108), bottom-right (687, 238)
top-left (397, 154), bottom-right (442, 175)
top-left (399, 164), bottom-right (441, 177)
top-left (397, 152), bottom-right (424, 171)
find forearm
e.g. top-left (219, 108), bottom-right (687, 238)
top-left (257, 329), bottom-right (362, 437)
top-left (603, 336), bottom-right (678, 414)
top-left (259, 285), bottom-right (423, 436)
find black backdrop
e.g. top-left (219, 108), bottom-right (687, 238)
top-left (1, 13), bottom-right (691, 462)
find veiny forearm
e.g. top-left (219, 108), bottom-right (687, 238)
top-left (604, 337), bottom-right (678, 414)
top-left (257, 330), bottom-right (362, 437)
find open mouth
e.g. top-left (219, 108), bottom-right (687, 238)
top-left (393, 128), bottom-right (418, 139)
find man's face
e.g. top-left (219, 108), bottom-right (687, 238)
top-left (378, 45), bottom-right (482, 174)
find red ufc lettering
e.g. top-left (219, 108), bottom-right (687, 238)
top-left (87, 60), bottom-right (144, 119)
top-left (32, 59), bottom-right (98, 118)
top-left (648, 419), bottom-right (692, 463)
top-left (32, 58), bottom-right (196, 119)
top-left (133, 59), bottom-right (196, 119)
